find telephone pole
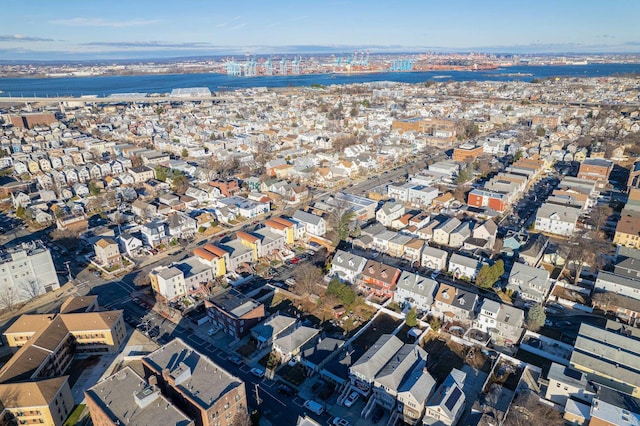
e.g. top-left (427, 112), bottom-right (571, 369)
top-left (254, 383), bottom-right (262, 406)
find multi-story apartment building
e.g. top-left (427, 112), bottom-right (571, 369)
top-left (150, 266), bottom-right (187, 302)
top-left (614, 215), bottom-right (640, 249)
top-left (0, 241), bottom-right (60, 309)
top-left (577, 158), bottom-right (613, 189)
top-left (142, 339), bottom-right (247, 426)
top-left (358, 259), bottom-right (400, 298)
top-left (534, 203), bottom-right (581, 237)
top-left (205, 289), bottom-right (265, 338)
top-left (0, 377), bottom-right (74, 426)
top-left (86, 366), bottom-right (194, 426)
top-left (452, 143), bottom-right (483, 162)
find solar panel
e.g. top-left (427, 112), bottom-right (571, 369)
top-left (445, 387), bottom-right (462, 411)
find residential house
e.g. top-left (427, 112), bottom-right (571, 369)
top-left (128, 166), bottom-right (155, 184)
top-left (421, 246), bottom-right (448, 271)
top-left (273, 325), bottom-right (320, 363)
top-left (404, 239), bottom-right (425, 263)
top-left (376, 201), bottom-right (405, 227)
top-left (149, 266), bottom-right (186, 302)
top-left (251, 313), bottom-right (297, 350)
top-left (432, 284), bottom-right (478, 324)
top-left (448, 253), bottom-right (482, 281)
top-left (394, 272), bottom-right (438, 312)
top-left (141, 220), bottom-right (168, 248)
top-left (594, 271), bottom-right (640, 302)
top-left (472, 220), bottom-right (498, 250)
top-left (93, 238), bottom-right (121, 268)
top-left (577, 158), bottom-right (613, 189)
top-left (544, 362), bottom-right (595, 407)
top-left (292, 210), bottom-right (326, 237)
top-left (118, 232), bottom-right (143, 257)
top-left (519, 233), bottom-right (549, 267)
top-left (330, 250), bottom-right (367, 284)
top-left (388, 233), bottom-right (413, 258)
top-left (534, 203), bottom-right (581, 237)
top-left (473, 300), bottom-right (525, 346)
top-left (506, 263), bottom-right (551, 303)
top-left (432, 217), bottom-right (461, 246)
top-left (448, 222), bottom-right (472, 248)
top-left (422, 369), bottom-right (466, 426)
top-left (358, 260), bottom-right (401, 298)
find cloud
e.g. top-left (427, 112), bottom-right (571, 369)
top-left (49, 18), bottom-right (160, 27)
top-left (0, 34), bottom-right (55, 42)
top-left (81, 41), bottom-right (225, 49)
top-left (230, 23), bottom-right (247, 31)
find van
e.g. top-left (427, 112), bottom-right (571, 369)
top-left (303, 400), bottom-right (325, 415)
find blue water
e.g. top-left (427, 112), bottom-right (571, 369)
top-left (0, 63), bottom-right (639, 97)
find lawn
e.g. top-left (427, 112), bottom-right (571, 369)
top-left (63, 404), bottom-right (86, 426)
top-left (279, 363), bottom-right (307, 386)
top-left (351, 313), bottom-right (402, 351)
top-left (422, 333), bottom-right (464, 383)
top-left (238, 339), bottom-right (258, 358)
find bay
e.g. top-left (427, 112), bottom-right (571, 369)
top-left (0, 63), bottom-right (639, 98)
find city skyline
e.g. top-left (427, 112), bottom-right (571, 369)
top-left (1, 0), bottom-right (640, 60)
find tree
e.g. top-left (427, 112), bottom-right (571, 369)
top-left (88, 180), bottom-right (101, 196)
top-left (590, 204), bottom-right (613, 232)
top-left (475, 260), bottom-right (504, 289)
top-left (50, 229), bottom-right (80, 250)
top-left (133, 271), bottom-right (151, 287)
top-left (405, 307), bottom-right (418, 327)
top-left (453, 185), bottom-right (467, 202)
top-left (22, 279), bottom-right (42, 299)
top-left (154, 165), bottom-right (168, 182)
top-left (429, 318), bottom-right (441, 332)
top-left (326, 278), bottom-right (356, 306)
top-left (232, 407), bottom-right (252, 426)
top-left (526, 303), bottom-right (546, 331)
top-left (513, 150), bottom-right (523, 161)
top-left (171, 174), bottom-right (190, 194)
top-left (535, 127), bottom-right (546, 137)
top-left (327, 198), bottom-right (356, 244)
top-left (293, 264), bottom-right (324, 296)
top-left (181, 148), bottom-right (189, 158)
top-left (504, 392), bottom-right (565, 426)
top-left (0, 286), bottom-right (18, 312)
top-left (15, 205), bottom-right (25, 219)
top-left (559, 233), bottom-right (603, 285)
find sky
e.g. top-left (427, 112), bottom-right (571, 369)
top-left (1, 0), bottom-right (640, 60)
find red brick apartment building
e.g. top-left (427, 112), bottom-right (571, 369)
top-left (209, 179), bottom-right (240, 197)
top-left (452, 144), bottom-right (484, 162)
top-left (577, 158), bottom-right (613, 189)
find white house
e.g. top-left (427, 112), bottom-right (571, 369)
top-left (376, 201), bottom-right (405, 227)
top-left (394, 271), bottom-right (438, 312)
top-left (534, 203), bottom-right (581, 237)
top-left (292, 210), bottom-right (326, 237)
top-left (421, 246), bottom-right (448, 271)
top-left (448, 253), bottom-right (482, 281)
top-left (330, 250), bottom-right (367, 284)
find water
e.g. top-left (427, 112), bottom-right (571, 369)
top-left (0, 63), bottom-right (639, 98)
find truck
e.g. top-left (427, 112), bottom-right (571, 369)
top-left (303, 400), bottom-right (325, 415)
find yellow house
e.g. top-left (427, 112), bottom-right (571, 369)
top-left (613, 216), bottom-right (640, 249)
top-left (265, 217), bottom-right (296, 245)
top-left (237, 231), bottom-right (260, 260)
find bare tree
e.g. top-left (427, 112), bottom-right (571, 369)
top-left (453, 186), bottom-right (467, 202)
top-left (590, 204), bottom-right (613, 232)
top-left (0, 286), bottom-right (18, 312)
top-left (231, 408), bottom-right (252, 426)
top-left (22, 279), bottom-right (42, 299)
top-left (293, 264), bottom-right (324, 296)
top-left (504, 392), bottom-right (564, 426)
top-left (133, 271), bottom-right (151, 287)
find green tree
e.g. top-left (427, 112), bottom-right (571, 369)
top-left (514, 150), bottom-right (523, 161)
top-left (181, 148), bottom-right (189, 158)
top-left (405, 307), bottom-right (418, 327)
top-left (15, 205), bottom-right (25, 219)
top-left (0, 148), bottom-right (7, 158)
top-left (429, 318), bottom-right (441, 332)
top-left (526, 303), bottom-right (546, 331)
top-left (88, 180), bottom-right (101, 196)
top-left (171, 174), bottom-right (190, 194)
top-left (326, 278), bottom-right (356, 306)
top-left (154, 165), bottom-right (168, 182)
top-left (535, 127), bottom-right (546, 137)
top-left (475, 260), bottom-right (504, 289)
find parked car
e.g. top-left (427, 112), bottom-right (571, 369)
top-left (332, 417), bottom-right (350, 426)
top-left (277, 384), bottom-right (295, 397)
top-left (250, 367), bottom-right (265, 378)
top-left (344, 391), bottom-right (360, 407)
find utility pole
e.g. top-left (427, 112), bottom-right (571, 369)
top-left (64, 261), bottom-right (72, 282)
top-left (254, 383), bottom-right (262, 406)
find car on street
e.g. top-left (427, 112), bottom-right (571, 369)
top-left (250, 367), bottom-right (265, 378)
top-left (332, 417), bottom-right (351, 426)
top-left (544, 319), bottom-right (554, 327)
top-left (556, 321), bottom-right (572, 328)
top-left (344, 391), bottom-right (360, 407)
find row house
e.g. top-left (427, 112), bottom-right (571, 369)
top-left (358, 259), bottom-right (401, 298)
top-left (467, 188), bottom-right (509, 213)
top-left (421, 246), bottom-right (448, 271)
top-left (376, 201), bottom-right (405, 227)
top-left (432, 283), bottom-right (479, 325)
top-left (506, 262), bottom-right (551, 303)
top-left (534, 202), bottom-right (581, 237)
top-left (394, 271), bottom-right (438, 312)
top-left (448, 253), bottom-right (482, 281)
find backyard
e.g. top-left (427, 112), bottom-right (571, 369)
top-left (421, 332), bottom-right (490, 382)
top-left (351, 313), bottom-right (402, 351)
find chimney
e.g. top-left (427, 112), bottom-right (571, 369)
top-left (148, 375), bottom-right (158, 386)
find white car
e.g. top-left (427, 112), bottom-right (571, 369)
top-left (344, 391), bottom-right (360, 407)
top-left (332, 417), bottom-right (351, 426)
top-left (250, 367), bottom-right (265, 378)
